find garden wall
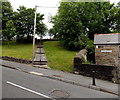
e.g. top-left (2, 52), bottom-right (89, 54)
top-left (74, 56), bottom-right (119, 83)
top-left (0, 56), bottom-right (32, 64)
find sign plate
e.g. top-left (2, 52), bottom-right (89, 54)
top-left (101, 50), bottom-right (112, 53)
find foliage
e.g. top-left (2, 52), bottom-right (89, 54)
top-left (13, 6), bottom-right (47, 41)
top-left (1, 2), bottom-right (47, 42)
top-left (48, 28), bottom-right (59, 39)
top-left (2, 1), bottom-right (13, 40)
top-left (2, 1), bottom-right (13, 29)
top-left (114, 2), bottom-right (120, 32)
top-left (4, 20), bottom-right (16, 40)
top-left (49, 28), bottom-right (55, 38)
top-left (49, 15), bottom-right (60, 39)
top-left (51, 2), bottom-right (119, 50)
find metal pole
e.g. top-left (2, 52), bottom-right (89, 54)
top-left (32, 5), bottom-right (37, 64)
top-left (92, 71), bottom-right (96, 86)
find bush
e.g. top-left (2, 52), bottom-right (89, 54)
top-left (16, 36), bottom-right (33, 43)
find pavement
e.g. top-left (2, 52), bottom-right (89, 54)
top-left (0, 59), bottom-right (119, 96)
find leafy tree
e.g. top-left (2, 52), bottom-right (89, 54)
top-left (49, 28), bottom-right (59, 39)
top-left (13, 6), bottom-right (47, 42)
top-left (115, 2), bottom-right (120, 32)
top-left (48, 28), bottom-right (54, 39)
top-left (4, 20), bottom-right (16, 47)
top-left (49, 15), bottom-right (60, 39)
top-left (1, 0), bottom-right (13, 40)
top-left (0, 1), bottom-right (2, 40)
top-left (51, 1), bottom-right (118, 50)
top-left (4, 20), bottom-right (16, 40)
top-left (1, 0), bottom-right (13, 26)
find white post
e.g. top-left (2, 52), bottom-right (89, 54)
top-left (32, 5), bottom-right (37, 64)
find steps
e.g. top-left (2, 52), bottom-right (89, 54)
top-left (33, 44), bottom-right (47, 66)
top-left (35, 48), bottom-right (45, 54)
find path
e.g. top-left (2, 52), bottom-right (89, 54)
top-left (33, 44), bottom-right (49, 68)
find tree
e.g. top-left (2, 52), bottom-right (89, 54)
top-left (51, 1), bottom-right (117, 50)
top-left (48, 28), bottom-right (59, 39)
top-left (13, 6), bottom-right (47, 42)
top-left (115, 2), bottom-right (120, 32)
top-left (1, 0), bottom-right (14, 40)
top-left (0, 1), bottom-right (2, 40)
top-left (4, 20), bottom-right (16, 47)
top-left (4, 20), bottom-right (16, 40)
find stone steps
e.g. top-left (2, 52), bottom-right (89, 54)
top-left (33, 44), bottom-right (47, 65)
top-left (34, 54), bottom-right (47, 62)
top-left (36, 48), bottom-right (45, 54)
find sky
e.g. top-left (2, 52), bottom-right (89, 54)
top-left (9, 0), bottom-right (61, 30)
top-left (9, 0), bottom-right (120, 38)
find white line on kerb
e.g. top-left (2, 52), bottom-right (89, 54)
top-left (6, 81), bottom-right (51, 99)
top-left (30, 72), bottom-right (43, 76)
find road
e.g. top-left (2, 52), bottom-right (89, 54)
top-left (2, 66), bottom-right (118, 99)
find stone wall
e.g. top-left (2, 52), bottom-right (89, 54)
top-left (95, 45), bottom-right (120, 67)
top-left (74, 57), bottom-right (119, 83)
top-left (0, 56), bottom-right (32, 64)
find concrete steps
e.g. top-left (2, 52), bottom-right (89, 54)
top-left (35, 48), bottom-right (45, 54)
top-left (33, 54), bottom-right (47, 65)
top-left (33, 44), bottom-right (47, 65)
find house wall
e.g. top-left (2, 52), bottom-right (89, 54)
top-left (95, 45), bottom-right (120, 67)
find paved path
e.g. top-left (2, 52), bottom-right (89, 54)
top-left (1, 60), bottom-right (119, 96)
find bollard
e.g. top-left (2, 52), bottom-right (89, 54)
top-left (92, 71), bottom-right (96, 86)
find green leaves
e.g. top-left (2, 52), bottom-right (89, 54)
top-left (2, 1), bottom-right (47, 42)
top-left (50, 1), bottom-right (119, 50)
top-left (115, 2), bottom-right (120, 32)
top-left (2, 1), bottom-right (14, 40)
top-left (4, 20), bottom-right (16, 40)
top-left (2, 1), bottom-right (13, 30)
top-left (13, 6), bottom-right (47, 40)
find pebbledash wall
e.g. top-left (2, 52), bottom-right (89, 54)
top-left (74, 33), bottom-right (120, 83)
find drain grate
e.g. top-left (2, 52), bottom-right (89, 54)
top-left (50, 89), bottom-right (70, 98)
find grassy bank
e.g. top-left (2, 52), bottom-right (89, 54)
top-left (43, 41), bottom-right (77, 72)
top-left (1, 41), bottom-right (78, 72)
top-left (1, 41), bottom-right (33, 60)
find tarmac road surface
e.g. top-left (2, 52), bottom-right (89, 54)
top-left (2, 66), bottom-right (118, 99)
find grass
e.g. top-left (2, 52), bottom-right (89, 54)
top-left (43, 41), bottom-right (78, 72)
top-left (1, 40), bottom-right (78, 72)
top-left (1, 41), bottom-right (34, 60)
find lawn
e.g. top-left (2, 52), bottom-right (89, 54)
top-left (1, 41), bottom-right (78, 72)
top-left (43, 41), bottom-right (78, 72)
top-left (1, 41), bottom-right (34, 61)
